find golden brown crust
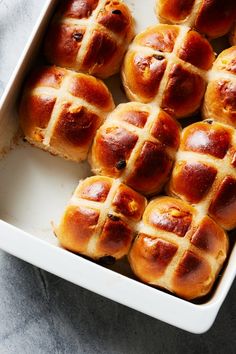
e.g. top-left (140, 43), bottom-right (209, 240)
top-left (129, 196), bottom-right (228, 300)
top-left (19, 66), bottom-right (114, 162)
top-left (56, 176), bottom-right (147, 261)
top-left (169, 121), bottom-right (236, 230)
top-left (203, 46), bottom-right (236, 128)
top-left (90, 102), bottom-right (181, 195)
top-left (156, 0), bottom-right (236, 39)
top-left (122, 25), bottom-right (214, 118)
top-left (44, 0), bottom-right (134, 78)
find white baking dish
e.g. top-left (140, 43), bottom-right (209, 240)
top-left (0, 0), bottom-right (235, 334)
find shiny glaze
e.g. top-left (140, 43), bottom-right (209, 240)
top-left (182, 122), bottom-right (231, 159)
top-left (98, 217), bottom-right (132, 256)
top-left (158, 0), bottom-right (195, 22)
top-left (76, 176), bottom-right (112, 202)
top-left (151, 110), bottom-right (180, 149)
top-left (112, 184), bottom-right (147, 221)
top-left (173, 251), bottom-right (211, 299)
top-left (126, 141), bottom-right (172, 195)
top-left (209, 176), bottom-right (236, 229)
top-left (26, 66), bottom-right (65, 89)
top-left (19, 95), bottom-right (56, 142)
top-left (130, 234), bottom-right (178, 281)
top-left (190, 217), bottom-right (227, 257)
top-left (178, 30), bottom-right (215, 70)
top-left (51, 104), bottom-right (100, 147)
top-left (171, 161), bottom-right (217, 203)
top-left (196, 0), bottom-right (236, 38)
top-left (138, 25), bottom-right (179, 53)
top-left (97, 1), bottom-right (131, 34)
top-left (162, 64), bottom-right (205, 117)
top-left (121, 109), bottom-right (148, 128)
top-left (59, 0), bottom-right (99, 18)
top-left (58, 205), bottom-right (100, 253)
top-left (129, 53), bottom-right (167, 101)
top-left (69, 74), bottom-right (113, 110)
top-left (82, 31), bottom-right (117, 69)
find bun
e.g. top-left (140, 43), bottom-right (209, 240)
top-left (203, 46), bottom-right (236, 128)
top-left (122, 25), bottom-right (214, 118)
top-left (168, 120), bottom-right (236, 230)
top-left (19, 66), bottom-right (114, 161)
top-left (44, 0), bottom-right (134, 78)
top-left (55, 176), bottom-right (147, 261)
top-left (89, 102), bottom-right (181, 195)
top-left (129, 196), bottom-right (228, 300)
top-left (156, 0), bottom-right (236, 39)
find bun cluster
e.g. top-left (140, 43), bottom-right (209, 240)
top-left (18, 0), bottom-right (236, 301)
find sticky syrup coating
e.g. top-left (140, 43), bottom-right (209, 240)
top-left (122, 24), bottom-right (214, 118)
top-left (44, 0), bottom-right (134, 78)
top-left (129, 196), bottom-right (228, 300)
top-left (55, 176), bottom-right (147, 261)
top-left (19, 66), bottom-right (114, 161)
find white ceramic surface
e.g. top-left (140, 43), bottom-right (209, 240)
top-left (0, 0), bottom-right (235, 334)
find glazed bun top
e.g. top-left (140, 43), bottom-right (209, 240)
top-left (122, 24), bottom-right (215, 118)
top-left (90, 102), bottom-right (181, 196)
top-left (129, 196), bottom-right (228, 300)
top-left (44, 0), bottom-right (134, 78)
top-left (203, 46), bottom-right (236, 128)
top-left (156, 0), bottom-right (236, 39)
top-left (169, 120), bottom-right (236, 230)
top-left (19, 66), bottom-right (114, 161)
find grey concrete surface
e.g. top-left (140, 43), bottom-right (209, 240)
top-left (0, 1), bottom-right (236, 353)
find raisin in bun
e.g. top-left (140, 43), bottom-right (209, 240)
top-left (122, 25), bottom-right (214, 118)
top-left (44, 0), bottom-right (134, 79)
top-left (203, 46), bottom-right (236, 128)
top-left (168, 120), bottom-right (236, 230)
top-left (55, 176), bottom-right (147, 261)
top-left (230, 23), bottom-right (236, 45)
top-left (89, 102), bottom-right (181, 196)
top-left (19, 66), bottom-right (114, 162)
top-left (156, 0), bottom-right (236, 39)
top-left (129, 196), bottom-right (228, 300)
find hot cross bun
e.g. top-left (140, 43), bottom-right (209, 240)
top-left (122, 24), bottom-right (214, 118)
top-left (44, 0), bottom-right (134, 78)
top-left (203, 46), bottom-right (236, 128)
top-left (55, 176), bottom-right (147, 261)
top-left (168, 120), bottom-right (236, 230)
top-left (19, 66), bottom-right (114, 161)
top-left (129, 196), bottom-right (228, 300)
top-left (89, 102), bottom-right (181, 196)
top-left (156, 0), bottom-right (236, 39)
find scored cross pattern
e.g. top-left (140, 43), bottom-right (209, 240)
top-left (20, 66), bottom-right (114, 162)
top-left (130, 196), bottom-right (228, 300)
top-left (45, 0), bottom-right (133, 78)
top-left (90, 102), bottom-right (180, 195)
top-left (56, 176), bottom-right (147, 260)
top-left (169, 120), bottom-right (236, 230)
top-left (122, 24), bottom-right (214, 118)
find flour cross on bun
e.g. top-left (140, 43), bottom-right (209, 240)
top-left (44, 0), bottom-right (134, 78)
top-left (203, 46), bottom-right (236, 128)
top-left (168, 120), bottom-right (236, 230)
top-left (19, 66), bottom-right (114, 161)
top-left (90, 102), bottom-right (181, 196)
top-left (55, 176), bottom-right (147, 261)
top-left (156, 0), bottom-right (236, 39)
top-left (129, 196), bottom-right (228, 300)
top-left (122, 25), bottom-right (215, 118)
